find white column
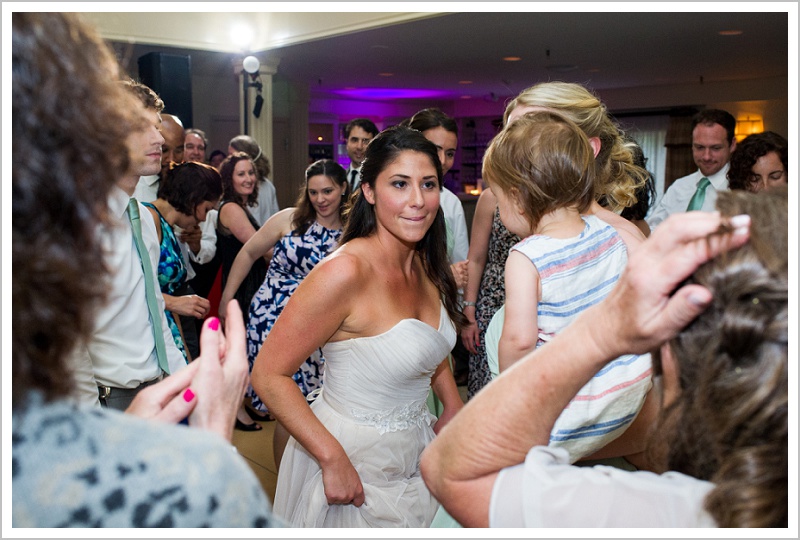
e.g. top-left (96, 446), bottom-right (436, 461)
top-left (235, 55), bottom-right (280, 176)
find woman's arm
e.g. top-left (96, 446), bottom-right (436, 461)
top-left (460, 189), bottom-right (496, 354)
top-left (219, 201), bottom-right (259, 245)
top-left (420, 211), bottom-right (751, 527)
top-left (251, 251), bottom-right (366, 506)
top-left (173, 313), bottom-right (191, 362)
top-left (431, 357), bottom-right (464, 434)
top-left (219, 208), bottom-right (294, 321)
top-left (498, 251), bottom-right (540, 372)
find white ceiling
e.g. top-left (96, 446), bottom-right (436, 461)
top-left (98, 9), bottom-right (790, 105)
top-left (270, 11), bottom-right (790, 102)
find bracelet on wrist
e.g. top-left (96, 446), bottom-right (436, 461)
top-left (463, 301), bottom-right (477, 308)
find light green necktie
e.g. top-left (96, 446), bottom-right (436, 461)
top-left (127, 198), bottom-right (170, 374)
top-left (686, 177), bottom-right (711, 212)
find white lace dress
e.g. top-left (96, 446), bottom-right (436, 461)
top-left (273, 304), bottom-right (456, 527)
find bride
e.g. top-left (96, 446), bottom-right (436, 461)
top-left (251, 125), bottom-right (466, 527)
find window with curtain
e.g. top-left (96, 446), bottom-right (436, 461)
top-left (617, 114), bottom-right (669, 197)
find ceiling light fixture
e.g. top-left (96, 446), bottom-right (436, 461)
top-left (718, 30), bottom-right (743, 36)
top-left (459, 80), bottom-right (473, 85)
top-left (503, 56), bottom-right (521, 62)
top-left (546, 64), bottom-right (579, 73)
top-left (230, 23), bottom-right (255, 51)
top-left (379, 72), bottom-right (394, 77)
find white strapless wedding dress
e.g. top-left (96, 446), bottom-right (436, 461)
top-left (273, 304), bottom-right (456, 527)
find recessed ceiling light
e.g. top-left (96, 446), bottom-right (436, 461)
top-left (459, 80), bottom-right (473, 85)
top-left (546, 64), bottom-right (579, 73)
top-left (503, 56), bottom-right (521, 62)
top-left (586, 68), bottom-right (600, 73)
top-left (460, 95), bottom-right (472, 99)
top-left (718, 30), bottom-right (743, 36)
top-left (379, 72), bottom-right (394, 77)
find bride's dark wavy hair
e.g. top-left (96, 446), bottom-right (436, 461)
top-left (651, 188), bottom-right (787, 527)
top-left (341, 125), bottom-right (467, 330)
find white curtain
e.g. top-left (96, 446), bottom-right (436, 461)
top-left (618, 115), bottom-right (670, 197)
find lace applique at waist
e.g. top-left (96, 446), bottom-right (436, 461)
top-left (320, 390), bottom-right (434, 434)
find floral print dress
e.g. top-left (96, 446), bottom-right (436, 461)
top-left (143, 202), bottom-right (188, 361)
top-left (246, 221), bottom-right (342, 413)
top-left (467, 208), bottom-right (520, 399)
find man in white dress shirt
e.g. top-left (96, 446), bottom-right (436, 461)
top-left (133, 113), bottom-right (186, 202)
top-left (344, 118), bottom-right (379, 191)
top-left (135, 119), bottom-right (214, 359)
top-left (70, 81), bottom-right (186, 410)
top-left (646, 109), bottom-right (737, 229)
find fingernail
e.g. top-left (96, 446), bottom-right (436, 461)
top-left (729, 214), bottom-right (750, 228)
top-left (689, 292), bottom-right (711, 306)
top-left (208, 317), bottom-right (219, 331)
top-left (183, 388), bottom-right (195, 402)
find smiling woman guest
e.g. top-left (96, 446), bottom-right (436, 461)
top-left (252, 126), bottom-right (467, 527)
top-left (216, 151), bottom-right (271, 430)
top-left (220, 159), bottom-right (350, 442)
top-left (217, 152), bottom-right (268, 320)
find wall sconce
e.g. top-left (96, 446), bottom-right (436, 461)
top-left (242, 55), bottom-right (263, 135)
top-left (734, 115), bottom-right (764, 142)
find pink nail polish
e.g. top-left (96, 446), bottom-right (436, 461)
top-left (183, 388), bottom-right (195, 402)
top-left (208, 318), bottom-right (219, 331)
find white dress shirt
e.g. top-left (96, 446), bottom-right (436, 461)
top-left (250, 177), bottom-right (280, 227)
top-left (646, 164), bottom-right (729, 229)
top-left (69, 187), bottom-right (186, 408)
top-left (132, 174), bottom-right (159, 204)
top-left (174, 209), bottom-right (218, 281)
top-left (490, 445), bottom-right (716, 527)
top-left (439, 187), bottom-right (469, 264)
top-left (346, 165), bottom-right (362, 191)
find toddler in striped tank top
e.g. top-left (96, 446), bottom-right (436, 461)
top-left (483, 111), bottom-right (652, 463)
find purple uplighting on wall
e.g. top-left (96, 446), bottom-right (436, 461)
top-left (332, 88), bottom-right (451, 100)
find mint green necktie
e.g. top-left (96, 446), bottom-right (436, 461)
top-left (686, 177), bottom-right (711, 212)
top-left (127, 198), bottom-right (170, 374)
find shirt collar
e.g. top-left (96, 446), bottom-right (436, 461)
top-left (707, 163), bottom-right (730, 190)
top-left (140, 174), bottom-right (160, 187)
top-left (108, 185), bottom-right (131, 220)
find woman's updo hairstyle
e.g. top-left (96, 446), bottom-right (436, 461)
top-left (656, 188), bottom-right (788, 527)
top-left (504, 81), bottom-right (647, 212)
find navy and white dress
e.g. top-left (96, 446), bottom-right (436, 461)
top-left (246, 221), bottom-right (342, 413)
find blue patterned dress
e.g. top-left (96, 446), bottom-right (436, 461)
top-left (143, 203), bottom-right (188, 361)
top-left (247, 221), bottom-right (342, 413)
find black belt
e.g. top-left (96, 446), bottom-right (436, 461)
top-left (97, 376), bottom-right (162, 401)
